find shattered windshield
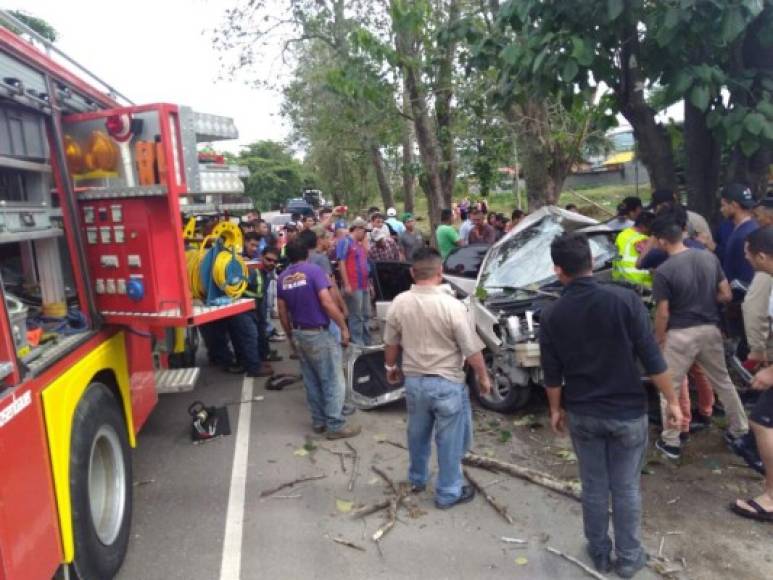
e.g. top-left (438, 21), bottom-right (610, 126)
top-left (479, 215), bottom-right (617, 292)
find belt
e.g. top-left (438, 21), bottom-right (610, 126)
top-left (292, 324), bottom-right (326, 331)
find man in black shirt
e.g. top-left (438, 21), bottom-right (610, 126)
top-left (540, 232), bottom-right (681, 578)
top-left (651, 215), bottom-right (750, 460)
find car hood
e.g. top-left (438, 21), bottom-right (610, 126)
top-left (477, 206), bottom-right (613, 295)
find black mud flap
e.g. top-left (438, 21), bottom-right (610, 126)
top-left (345, 344), bottom-right (405, 409)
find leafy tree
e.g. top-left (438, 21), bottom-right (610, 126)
top-left (235, 140), bottom-right (313, 210)
top-left (6, 10), bottom-right (58, 42)
top-left (489, 0), bottom-right (772, 216)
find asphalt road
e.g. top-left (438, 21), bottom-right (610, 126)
top-left (117, 342), bottom-right (658, 580)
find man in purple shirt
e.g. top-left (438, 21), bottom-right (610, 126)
top-left (277, 240), bottom-right (360, 439)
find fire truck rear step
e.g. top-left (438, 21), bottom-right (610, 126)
top-left (154, 368), bottom-right (200, 394)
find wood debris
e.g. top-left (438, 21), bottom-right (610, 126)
top-left (351, 499), bottom-right (391, 518)
top-left (464, 468), bottom-right (514, 525)
top-left (259, 473), bottom-right (326, 498)
top-left (378, 440), bottom-right (582, 501)
top-left (332, 537), bottom-right (366, 552)
top-left (463, 453), bottom-right (582, 501)
top-left (546, 546), bottom-right (608, 580)
top-left (345, 441), bottom-right (359, 491)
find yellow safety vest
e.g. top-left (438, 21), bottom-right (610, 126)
top-left (613, 228), bottom-right (652, 287)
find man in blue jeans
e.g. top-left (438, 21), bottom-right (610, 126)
top-left (277, 240), bottom-right (360, 440)
top-left (539, 232), bottom-right (682, 578)
top-left (383, 247), bottom-right (491, 509)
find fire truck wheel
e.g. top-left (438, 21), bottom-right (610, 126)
top-left (70, 383), bottom-right (132, 580)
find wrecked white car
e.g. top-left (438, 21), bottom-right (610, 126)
top-left (344, 206), bottom-right (620, 412)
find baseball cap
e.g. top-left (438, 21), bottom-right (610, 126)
top-left (722, 183), bottom-right (755, 209)
top-left (334, 219), bottom-right (348, 230)
top-left (349, 217), bottom-right (368, 230)
top-left (284, 221), bottom-right (298, 231)
top-left (371, 228), bottom-right (387, 242)
top-left (386, 207), bottom-right (397, 217)
top-left (647, 189), bottom-right (675, 209)
top-left (402, 212), bottom-right (414, 222)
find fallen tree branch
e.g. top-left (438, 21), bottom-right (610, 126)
top-left (345, 441), bottom-right (359, 491)
top-left (463, 453), bottom-right (582, 501)
top-left (260, 474), bottom-right (326, 498)
top-left (372, 486), bottom-right (407, 542)
top-left (464, 468), bottom-right (514, 525)
top-left (332, 537), bottom-right (366, 552)
top-left (546, 546), bottom-right (608, 580)
top-left (371, 465), bottom-right (398, 494)
top-left (380, 439), bottom-right (408, 451)
top-left (351, 499), bottom-right (391, 518)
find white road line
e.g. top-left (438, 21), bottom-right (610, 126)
top-left (219, 376), bottom-right (254, 580)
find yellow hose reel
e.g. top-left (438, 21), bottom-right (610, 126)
top-left (185, 221), bottom-right (247, 302)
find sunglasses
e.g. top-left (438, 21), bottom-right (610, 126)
top-left (263, 256), bottom-right (277, 264)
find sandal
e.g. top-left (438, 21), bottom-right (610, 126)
top-left (730, 498), bottom-right (773, 522)
top-left (265, 373), bottom-right (301, 391)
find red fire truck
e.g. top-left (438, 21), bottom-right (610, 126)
top-left (0, 13), bottom-right (254, 579)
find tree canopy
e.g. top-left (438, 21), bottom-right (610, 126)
top-left (215, 0), bottom-right (772, 221)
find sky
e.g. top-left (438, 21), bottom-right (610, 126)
top-left (8, 0), bottom-right (290, 153)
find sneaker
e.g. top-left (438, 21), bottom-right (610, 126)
top-left (586, 545), bottom-right (612, 574)
top-left (410, 483), bottom-right (426, 494)
top-left (655, 439), bottom-right (681, 460)
top-left (689, 418), bottom-right (709, 433)
top-left (342, 403), bottom-right (356, 416)
top-left (246, 365), bottom-right (274, 378)
top-left (264, 350), bottom-right (283, 362)
top-left (312, 424), bottom-right (326, 434)
top-left (269, 332), bottom-right (286, 343)
top-left (435, 485), bottom-right (475, 509)
top-left (326, 424), bottom-right (362, 440)
top-left (615, 552), bottom-right (648, 578)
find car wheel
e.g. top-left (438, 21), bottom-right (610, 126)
top-left (467, 353), bottom-right (531, 413)
top-left (71, 383), bottom-right (132, 580)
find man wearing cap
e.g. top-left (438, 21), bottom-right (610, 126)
top-left (368, 227), bottom-right (401, 262)
top-left (337, 217), bottom-right (371, 345)
top-left (648, 189), bottom-right (715, 251)
top-left (385, 207), bottom-right (406, 236)
top-left (721, 183), bottom-right (759, 286)
top-left (400, 213), bottom-right (425, 261)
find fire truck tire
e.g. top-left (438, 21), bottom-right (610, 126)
top-left (70, 383), bottom-right (132, 580)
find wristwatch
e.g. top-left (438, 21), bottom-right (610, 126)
top-left (384, 363), bottom-right (399, 372)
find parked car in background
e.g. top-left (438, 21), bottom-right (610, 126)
top-left (283, 197), bottom-right (313, 215)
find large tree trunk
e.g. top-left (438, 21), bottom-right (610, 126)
top-left (509, 102), bottom-right (560, 211)
top-left (616, 19), bottom-right (677, 192)
top-left (401, 87), bottom-right (416, 213)
top-left (370, 144), bottom-right (395, 210)
top-left (684, 102), bottom-right (721, 221)
top-left (434, 0), bottom-right (460, 207)
top-left (392, 3), bottom-right (445, 230)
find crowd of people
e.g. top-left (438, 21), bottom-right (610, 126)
top-left (192, 183), bottom-right (773, 578)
